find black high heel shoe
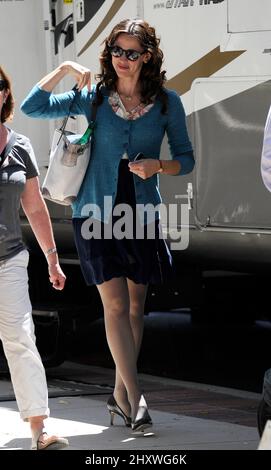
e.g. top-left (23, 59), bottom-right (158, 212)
top-left (131, 397), bottom-right (153, 433)
top-left (107, 395), bottom-right (132, 427)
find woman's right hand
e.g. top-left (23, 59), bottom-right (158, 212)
top-left (61, 61), bottom-right (91, 91)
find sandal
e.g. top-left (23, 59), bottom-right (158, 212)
top-left (32, 432), bottom-right (69, 450)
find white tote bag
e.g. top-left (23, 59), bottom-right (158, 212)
top-left (42, 90), bottom-right (97, 205)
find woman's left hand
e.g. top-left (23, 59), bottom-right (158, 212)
top-left (128, 159), bottom-right (160, 179)
top-left (48, 263), bottom-right (66, 290)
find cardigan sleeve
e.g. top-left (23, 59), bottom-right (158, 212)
top-left (166, 90), bottom-right (195, 175)
top-left (20, 85), bottom-right (94, 121)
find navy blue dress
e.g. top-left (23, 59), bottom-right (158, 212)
top-left (73, 159), bottom-right (173, 286)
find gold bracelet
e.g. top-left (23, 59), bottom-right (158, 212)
top-left (45, 247), bottom-right (57, 258)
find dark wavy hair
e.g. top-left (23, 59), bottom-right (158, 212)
top-left (0, 66), bottom-right (14, 123)
top-left (96, 19), bottom-right (168, 113)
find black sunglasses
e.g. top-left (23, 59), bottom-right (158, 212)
top-left (0, 79), bottom-right (7, 91)
top-left (108, 45), bottom-right (146, 62)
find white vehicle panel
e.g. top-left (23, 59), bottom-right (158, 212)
top-left (228, 0), bottom-right (271, 33)
top-left (0, 0), bottom-right (50, 165)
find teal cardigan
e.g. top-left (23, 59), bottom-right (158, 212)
top-left (21, 85), bottom-right (194, 223)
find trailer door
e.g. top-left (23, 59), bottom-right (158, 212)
top-left (225, 0), bottom-right (271, 51)
top-left (192, 77), bottom-right (271, 230)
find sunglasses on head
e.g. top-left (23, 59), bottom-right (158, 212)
top-left (0, 79), bottom-right (7, 91)
top-left (108, 45), bottom-right (146, 61)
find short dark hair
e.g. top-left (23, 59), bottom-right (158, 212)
top-left (0, 65), bottom-right (15, 123)
top-left (96, 19), bottom-right (168, 113)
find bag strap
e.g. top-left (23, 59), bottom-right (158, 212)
top-left (59, 85), bottom-right (78, 135)
top-left (88, 93), bottom-right (98, 131)
top-left (0, 130), bottom-right (17, 168)
top-left (59, 86), bottom-right (98, 136)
